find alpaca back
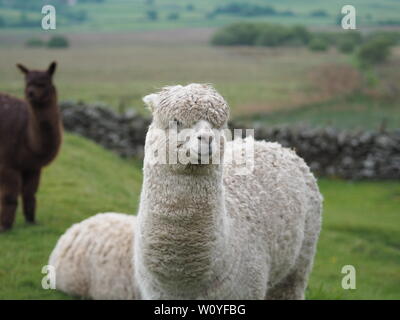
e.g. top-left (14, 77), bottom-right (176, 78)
top-left (222, 138), bottom-right (322, 289)
top-left (0, 94), bottom-right (28, 166)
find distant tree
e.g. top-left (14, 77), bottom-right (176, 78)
top-left (280, 10), bottom-right (295, 17)
top-left (146, 10), bottom-right (158, 21)
top-left (308, 37), bottom-right (328, 51)
top-left (186, 4), bottom-right (195, 11)
top-left (292, 25), bottom-right (311, 44)
top-left (214, 3), bottom-right (276, 17)
top-left (25, 38), bottom-right (45, 47)
top-left (211, 22), bottom-right (260, 46)
top-left (15, 11), bottom-right (38, 28)
top-left (357, 37), bottom-right (394, 65)
top-left (47, 35), bottom-right (69, 48)
top-left (256, 24), bottom-right (292, 47)
top-left (338, 39), bottom-right (355, 53)
top-left (310, 9), bottom-right (328, 17)
top-left (0, 16), bottom-right (5, 28)
top-left (212, 23), bottom-right (314, 47)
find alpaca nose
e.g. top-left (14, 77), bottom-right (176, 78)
top-left (197, 133), bottom-right (214, 154)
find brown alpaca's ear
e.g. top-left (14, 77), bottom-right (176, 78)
top-left (47, 61), bottom-right (57, 76)
top-left (17, 63), bottom-right (29, 75)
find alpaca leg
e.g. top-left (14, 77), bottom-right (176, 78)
top-left (22, 170), bottom-right (41, 224)
top-left (0, 168), bottom-right (21, 231)
top-left (266, 233), bottom-right (319, 300)
top-left (265, 267), bottom-right (309, 300)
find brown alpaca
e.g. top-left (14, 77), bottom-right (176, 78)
top-left (0, 62), bottom-right (62, 232)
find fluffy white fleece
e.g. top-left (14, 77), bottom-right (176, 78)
top-left (49, 213), bottom-right (140, 299)
top-left (49, 84), bottom-right (322, 300)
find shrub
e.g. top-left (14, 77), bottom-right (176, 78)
top-left (338, 31), bottom-right (363, 45)
top-left (367, 32), bottom-right (400, 46)
top-left (357, 37), bottom-right (394, 65)
top-left (310, 10), bottom-right (328, 17)
top-left (291, 25), bottom-right (311, 44)
top-left (146, 10), bottom-right (158, 21)
top-left (338, 39), bottom-right (355, 53)
top-left (211, 22), bottom-right (260, 46)
top-left (25, 38), bottom-right (45, 48)
top-left (280, 10), bottom-right (295, 17)
top-left (310, 31), bottom-right (362, 50)
top-left (309, 37), bottom-right (328, 51)
top-left (212, 23), bottom-right (312, 47)
top-left (47, 35), bottom-right (69, 48)
top-left (167, 12), bottom-right (179, 20)
top-left (256, 24), bottom-right (293, 47)
top-left (214, 3), bottom-right (276, 17)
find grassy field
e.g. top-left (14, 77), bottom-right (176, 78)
top-left (0, 4), bottom-right (399, 300)
top-left (0, 134), bottom-right (142, 299)
top-left (243, 94), bottom-right (400, 130)
top-left (0, 30), bottom-right (399, 129)
top-left (0, 29), bottom-right (400, 129)
top-left (0, 133), bottom-right (399, 299)
top-left (1, 0), bottom-right (400, 32)
top-left (0, 32), bottom-right (348, 111)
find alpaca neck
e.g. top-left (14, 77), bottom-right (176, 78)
top-left (26, 92), bottom-right (62, 162)
top-left (139, 164), bottom-right (237, 297)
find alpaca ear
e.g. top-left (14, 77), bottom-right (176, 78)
top-left (143, 93), bottom-right (159, 112)
top-left (17, 63), bottom-right (29, 75)
top-left (47, 61), bottom-right (57, 76)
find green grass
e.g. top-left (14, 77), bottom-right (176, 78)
top-left (241, 94), bottom-right (400, 130)
top-left (308, 179), bottom-right (400, 300)
top-left (0, 133), bottom-right (142, 299)
top-left (0, 133), bottom-right (399, 299)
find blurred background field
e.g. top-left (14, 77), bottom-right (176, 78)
top-left (0, 31), bottom-right (400, 130)
top-left (0, 0), bottom-right (399, 300)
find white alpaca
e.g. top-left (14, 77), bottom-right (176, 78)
top-left (49, 213), bottom-right (140, 299)
top-left (49, 84), bottom-right (322, 300)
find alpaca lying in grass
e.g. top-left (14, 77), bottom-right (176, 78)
top-left (49, 213), bottom-right (139, 299)
top-left (49, 84), bottom-right (322, 299)
top-left (0, 62), bottom-right (62, 232)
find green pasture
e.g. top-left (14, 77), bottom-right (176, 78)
top-left (0, 134), bottom-right (398, 299)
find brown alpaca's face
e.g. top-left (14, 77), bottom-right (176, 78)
top-left (17, 62), bottom-right (57, 105)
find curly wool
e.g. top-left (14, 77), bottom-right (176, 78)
top-left (49, 213), bottom-right (140, 299)
top-left (49, 83), bottom-right (322, 300)
top-left (135, 139), bottom-right (322, 299)
top-left (145, 84), bottom-right (230, 129)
